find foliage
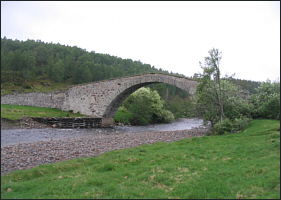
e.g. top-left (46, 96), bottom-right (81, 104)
top-left (196, 48), bottom-right (225, 124)
top-left (193, 74), bottom-right (261, 94)
top-left (213, 116), bottom-right (252, 135)
top-left (251, 80), bottom-right (280, 119)
top-left (1, 120), bottom-right (280, 199)
top-left (196, 48), bottom-right (255, 134)
top-left (1, 37), bottom-right (188, 88)
top-left (164, 95), bottom-right (197, 118)
top-left (225, 77), bottom-right (261, 94)
top-left (122, 87), bottom-right (175, 125)
top-left (113, 106), bottom-right (134, 124)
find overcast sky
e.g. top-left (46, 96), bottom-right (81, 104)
top-left (1, 1), bottom-right (280, 82)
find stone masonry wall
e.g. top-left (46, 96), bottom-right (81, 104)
top-left (64, 74), bottom-right (200, 118)
top-left (1, 74), bottom-right (200, 118)
top-left (1, 90), bottom-right (67, 110)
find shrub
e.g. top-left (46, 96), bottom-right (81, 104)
top-left (213, 116), bottom-right (252, 135)
top-left (122, 87), bottom-right (175, 125)
top-left (253, 80), bottom-right (280, 119)
top-left (155, 109), bottom-right (175, 123)
top-left (232, 116), bottom-right (252, 132)
top-left (213, 118), bottom-right (233, 135)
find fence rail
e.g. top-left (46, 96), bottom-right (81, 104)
top-left (31, 117), bottom-right (105, 128)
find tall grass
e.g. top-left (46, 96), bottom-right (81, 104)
top-left (1, 104), bottom-right (87, 120)
top-left (1, 119), bottom-right (280, 199)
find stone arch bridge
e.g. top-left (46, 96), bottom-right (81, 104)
top-left (1, 74), bottom-right (200, 125)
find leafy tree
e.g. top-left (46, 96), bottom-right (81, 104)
top-left (122, 87), bottom-right (174, 125)
top-left (34, 45), bottom-right (48, 66)
top-left (196, 48), bottom-right (225, 125)
top-left (21, 51), bottom-right (36, 81)
top-left (63, 55), bottom-right (76, 79)
top-left (252, 80), bottom-right (280, 119)
top-left (1, 50), bottom-right (8, 71)
top-left (165, 95), bottom-right (196, 118)
top-left (46, 55), bottom-right (55, 78)
top-left (51, 60), bottom-right (65, 82)
top-left (72, 63), bottom-right (92, 84)
top-left (196, 48), bottom-right (252, 133)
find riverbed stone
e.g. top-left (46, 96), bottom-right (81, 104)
top-left (1, 119), bottom-right (210, 175)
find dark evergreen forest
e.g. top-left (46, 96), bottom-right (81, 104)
top-left (1, 37), bottom-right (261, 97)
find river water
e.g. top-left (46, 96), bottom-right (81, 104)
top-left (1, 118), bottom-right (206, 147)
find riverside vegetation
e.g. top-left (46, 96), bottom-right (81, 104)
top-left (1, 119), bottom-right (280, 199)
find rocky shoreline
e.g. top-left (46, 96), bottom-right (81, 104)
top-left (1, 118), bottom-right (210, 176)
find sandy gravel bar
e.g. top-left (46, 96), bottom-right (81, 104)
top-left (1, 128), bottom-right (208, 175)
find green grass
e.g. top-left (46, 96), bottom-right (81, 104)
top-left (1, 104), bottom-right (87, 120)
top-left (114, 106), bottom-right (134, 124)
top-left (1, 119), bottom-right (280, 199)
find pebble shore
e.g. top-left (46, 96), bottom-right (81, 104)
top-left (1, 128), bottom-right (208, 175)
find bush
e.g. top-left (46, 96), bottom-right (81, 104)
top-left (213, 116), bottom-right (252, 135)
top-left (114, 106), bottom-right (134, 125)
top-left (154, 109), bottom-right (175, 123)
top-left (122, 87), bottom-right (175, 125)
top-left (253, 80), bottom-right (280, 119)
top-left (213, 118), bottom-right (233, 135)
top-left (232, 116), bottom-right (252, 132)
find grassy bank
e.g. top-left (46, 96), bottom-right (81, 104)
top-left (113, 106), bottom-right (134, 124)
top-left (1, 104), bottom-right (87, 120)
top-left (1, 119), bottom-right (280, 199)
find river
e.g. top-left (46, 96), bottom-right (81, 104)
top-left (1, 118), bottom-right (206, 147)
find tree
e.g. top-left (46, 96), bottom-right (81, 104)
top-left (196, 48), bottom-right (224, 124)
top-left (46, 55), bottom-right (55, 78)
top-left (253, 80), bottom-right (280, 119)
top-left (21, 51), bottom-right (36, 81)
top-left (122, 87), bottom-right (174, 125)
top-left (51, 60), bottom-right (65, 82)
top-left (196, 48), bottom-right (253, 132)
top-left (72, 63), bottom-right (92, 84)
top-left (63, 55), bottom-right (76, 79)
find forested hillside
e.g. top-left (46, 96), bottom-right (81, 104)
top-left (1, 37), bottom-right (260, 95)
top-left (1, 37), bottom-right (179, 84)
top-left (1, 37), bottom-right (190, 98)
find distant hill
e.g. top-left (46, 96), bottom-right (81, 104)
top-left (1, 37), bottom-right (261, 95)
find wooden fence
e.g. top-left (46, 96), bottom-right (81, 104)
top-left (31, 117), bottom-right (105, 128)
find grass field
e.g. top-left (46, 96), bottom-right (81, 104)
top-left (1, 104), bottom-right (87, 120)
top-left (1, 104), bottom-right (131, 124)
top-left (1, 119), bottom-right (280, 199)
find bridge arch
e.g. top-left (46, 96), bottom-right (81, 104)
top-left (103, 81), bottom-right (160, 118)
top-left (1, 73), bottom-right (200, 125)
top-left (95, 73), bottom-right (200, 118)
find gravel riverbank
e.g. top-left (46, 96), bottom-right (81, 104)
top-left (1, 127), bottom-right (209, 175)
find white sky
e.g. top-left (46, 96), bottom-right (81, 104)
top-left (1, 1), bottom-right (280, 82)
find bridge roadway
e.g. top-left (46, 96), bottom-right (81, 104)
top-left (1, 73), bottom-right (200, 126)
